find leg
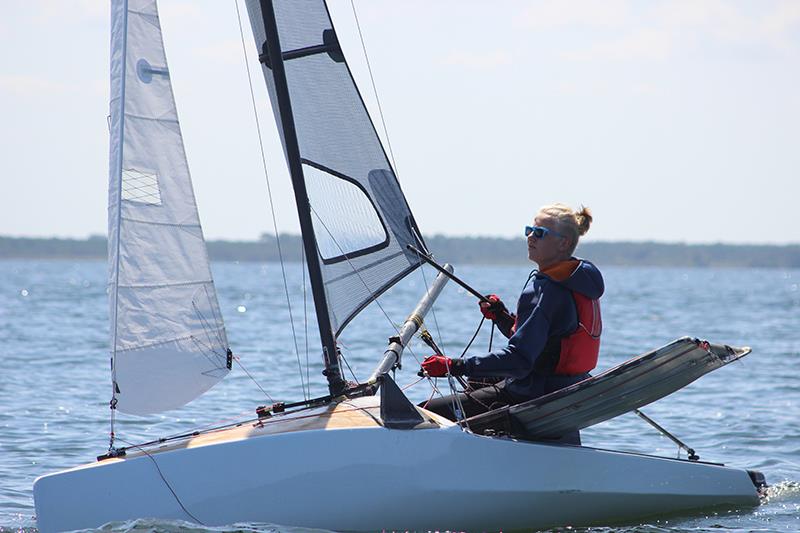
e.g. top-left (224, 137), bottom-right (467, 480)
top-left (421, 381), bottom-right (518, 421)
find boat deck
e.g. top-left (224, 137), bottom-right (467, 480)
top-left (101, 395), bottom-right (448, 464)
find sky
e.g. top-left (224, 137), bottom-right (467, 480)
top-left (1, 1), bottom-right (798, 244)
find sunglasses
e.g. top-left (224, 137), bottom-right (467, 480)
top-left (525, 225), bottom-right (565, 239)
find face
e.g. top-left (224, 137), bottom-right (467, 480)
top-left (527, 214), bottom-right (571, 268)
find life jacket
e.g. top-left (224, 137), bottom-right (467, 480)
top-left (535, 290), bottom-right (602, 376)
top-left (554, 291), bottom-right (601, 375)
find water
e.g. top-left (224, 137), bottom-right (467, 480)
top-left (1, 260), bottom-right (799, 532)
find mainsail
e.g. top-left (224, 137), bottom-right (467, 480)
top-left (108, 0), bottom-right (231, 415)
top-left (245, 0), bottom-right (428, 342)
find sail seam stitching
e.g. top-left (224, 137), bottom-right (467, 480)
top-left (119, 217), bottom-right (201, 228)
top-left (117, 280), bottom-right (213, 289)
top-left (115, 332), bottom-right (226, 354)
top-left (128, 8), bottom-right (155, 18)
top-left (324, 250), bottom-right (405, 285)
top-left (124, 113), bottom-right (179, 124)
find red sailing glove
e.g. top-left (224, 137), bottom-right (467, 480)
top-left (421, 355), bottom-right (466, 377)
top-left (479, 294), bottom-right (516, 338)
top-left (479, 294), bottom-right (508, 321)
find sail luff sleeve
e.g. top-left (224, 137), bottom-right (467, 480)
top-left (109, 0), bottom-right (128, 408)
top-left (107, 0), bottom-right (231, 415)
top-left (244, 0), bottom-right (428, 336)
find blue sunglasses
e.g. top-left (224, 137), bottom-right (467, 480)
top-left (525, 225), bottom-right (565, 239)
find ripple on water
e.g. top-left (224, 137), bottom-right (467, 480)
top-left (2, 262), bottom-right (799, 532)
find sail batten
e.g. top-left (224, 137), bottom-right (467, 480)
top-left (245, 0), bottom-right (428, 340)
top-left (108, 0), bottom-right (230, 415)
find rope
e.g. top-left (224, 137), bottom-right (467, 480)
top-left (116, 438), bottom-right (205, 525)
top-left (401, 376), bottom-right (425, 391)
top-left (234, 0), bottom-right (307, 400)
top-left (307, 207), bottom-right (422, 369)
top-left (234, 354), bottom-right (274, 403)
top-left (349, 0), bottom-right (399, 173)
top-left (459, 316), bottom-right (485, 358)
top-left (337, 342), bottom-right (361, 384)
top-left (347, 2), bottom-right (439, 377)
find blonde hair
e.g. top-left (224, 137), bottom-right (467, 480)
top-left (538, 203), bottom-right (593, 254)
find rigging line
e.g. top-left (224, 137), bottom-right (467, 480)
top-left (117, 412), bottom-right (261, 451)
top-left (337, 343), bottom-right (360, 384)
top-left (421, 383), bottom-right (438, 409)
top-left (234, 354), bottom-right (275, 403)
top-left (401, 375), bottom-right (425, 391)
top-left (349, 0), bottom-right (399, 174)
top-left (447, 373), bottom-right (469, 428)
top-left (307, 206), bottom-right (421, 366)
top-left (341, 400), bottom-right (382, 426)
top-left (412, 249), bottom-right (445, 358)
top-left (234, 0), bottom-right (308, 401)
top-left (459, 317), bottom-right (486, 358)
top-left (115, 438), bottom-right (205, 526)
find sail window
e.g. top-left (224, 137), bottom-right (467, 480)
top-left (303, 161), bottom-right (388, 263)
top-left (121, 168), bottom-right (162, 205)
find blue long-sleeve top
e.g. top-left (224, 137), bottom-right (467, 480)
top-left (463, 258), bottom-right (604, 399)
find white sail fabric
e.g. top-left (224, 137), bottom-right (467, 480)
top-left (108, 0), bottom-right (230, 415)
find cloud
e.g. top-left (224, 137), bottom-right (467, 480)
top-left (561, 28), bottom-right (674, 62)
top-left (517, 0), bottom-right (633, 30)
top-left (197, 39), bottom-right (248, 67)
top-left (0, 74), bottom-right (104, 98)
top-left (760, 1), bottom-right (800, 53)
top-left (0, 75), bottom-right (71, 96)
top-left (440, 50), bottom-right (512, 69)
top-left (517, 0), bottom-right (800, 62)
top-left (32, 0), bottom-right (107, 22)
top-left (158, 2), bottom-right (205, 23)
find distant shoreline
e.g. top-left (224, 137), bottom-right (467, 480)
top-left (1, 235), bottom-right (798, 268)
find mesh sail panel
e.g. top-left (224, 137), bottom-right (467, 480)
top-left (245, 0), bottom-right (427, 334)
top-left (108, 0), bottom-right (230, 414)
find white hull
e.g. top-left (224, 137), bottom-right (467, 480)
top-left (34, 400), bottom-right (758, 532)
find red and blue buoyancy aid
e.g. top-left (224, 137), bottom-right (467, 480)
top-left (528, 289), bottom-right (602, 376)
top-left (553, 291), bottom-right (601, 375)
top-left (464, 259), bottom-right (604, 387)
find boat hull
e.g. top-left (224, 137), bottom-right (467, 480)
top-left (34, 424), bottom-right (759, 532)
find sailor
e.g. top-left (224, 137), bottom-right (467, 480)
top-left (420, 203), bottom-right (604, 444)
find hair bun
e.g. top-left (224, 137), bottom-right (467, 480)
top-left (575, 206), bottom-right (593, 236)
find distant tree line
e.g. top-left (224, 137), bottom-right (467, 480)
top-left (1, 234), bottom-right (799, 268)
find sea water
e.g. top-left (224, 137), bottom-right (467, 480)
top-left (1, 260), bottom-right (798, 532)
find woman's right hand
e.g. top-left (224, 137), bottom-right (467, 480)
top-left (479, 294), bottom-right (507, 320)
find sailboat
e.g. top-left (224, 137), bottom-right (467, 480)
top-left (33, 1), bottom-right (764, 531)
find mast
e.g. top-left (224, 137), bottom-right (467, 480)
top-left (257, 0), bottom-right (346, 396)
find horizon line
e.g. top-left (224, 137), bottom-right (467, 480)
top-left (1, 233), bottom-right (798, 248)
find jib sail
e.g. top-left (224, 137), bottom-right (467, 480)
top-left (108, 0), bottom-right (231, 415)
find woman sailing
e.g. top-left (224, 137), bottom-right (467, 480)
top-left (421, 203), bottom-right (604, 444)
